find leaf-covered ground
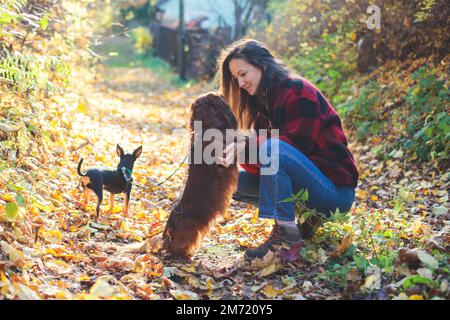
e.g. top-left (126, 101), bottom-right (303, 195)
top-left (0, 64), bottom-right (449, 300)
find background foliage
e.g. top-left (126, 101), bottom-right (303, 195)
top-left (249, 0), bottom-right (449, 163)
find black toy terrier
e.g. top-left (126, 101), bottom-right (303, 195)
top-left (77, 144), bottom-right (142, 218)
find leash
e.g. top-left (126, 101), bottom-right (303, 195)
top-left (128, 133), bottom-right (200, 190)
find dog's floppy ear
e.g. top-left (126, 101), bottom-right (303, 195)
top-left (133, 146), bottom-right (143, 159)
top-left (224, 108), bottom-right (238, 128)
top-left (116, 144), bottom-right (124, 157)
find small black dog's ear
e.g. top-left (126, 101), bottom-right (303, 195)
top-left (133, 146), bottom-right (143, 159)
top-left (116, 144), bottom-right (124, 157)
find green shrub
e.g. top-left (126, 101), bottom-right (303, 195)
top-left (287, 27), bottom-right (358, 103)
top-left (338, 66), bottom-right (449, 162)
top-left (0, 0), bottom-right (27, 26)
top-left (338, 81), bottom-right (386, 141)
top-left (0, 52), bottom-right (69, 94)
top-left (130, 27), bottom-right (153, 56)
top-left (401, 66), bottom-right (450, 161)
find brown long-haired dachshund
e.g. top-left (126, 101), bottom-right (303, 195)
top-left (162, 92), bottom-right (239, 259)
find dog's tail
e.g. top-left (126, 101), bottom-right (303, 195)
top-left (77, 158), bottom-right (86, 176)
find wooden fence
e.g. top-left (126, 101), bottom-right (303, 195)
top-left (150, 22), bottom-right (232, 80)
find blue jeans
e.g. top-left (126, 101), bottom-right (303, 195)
top-left (232, 139), bottom-right (355, 221)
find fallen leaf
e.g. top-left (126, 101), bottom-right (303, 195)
top-left (432, 206), bottom-right (448, 217)
top-left (261, 284), bottom-right (285, 298)
top-left (14, 283), bottom-right (40, 300)
top-left (170, 289), bottom-right (199, 300)
top-left (44, 259), bottom-right (72, 275)
top-left (180, 264), bottom-right (196, 273)
top-left (416, 268), bottom-right (433, 279)
top-left (302, 281), bottom-right (313, 291)
top-left (90, 276), bottom-right (116, 299)
top-left (363, 265), bottom-right (381, 290)
top-left (330, 236), bottom-right (353, 258)
top-left (417, 250), bottom-right (439, 270)
top-left (393, 293), bottom-right (409, 300)
top-left (317, 248), bottom-right (328, 265)
top-left (279, 242), bottom-right (303, 264)
top-left (259, 263), bottom-right (278, 277)
top-left (99, 256), bottom-right (136, 272)
top-left (346, 269), bottom-right (362, 283)
top-left (1, 241), bottom-right (25, 267)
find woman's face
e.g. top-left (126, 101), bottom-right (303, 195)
top-left (229, 58), bottom-right (262, 96)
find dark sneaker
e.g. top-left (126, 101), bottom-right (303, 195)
top-left (298, 214), bottom-right (323, 240)
top-left (244, 223), bottom-right (301, 261)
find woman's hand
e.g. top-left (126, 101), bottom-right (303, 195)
top-left (217, 140), bottom-right (247, 167)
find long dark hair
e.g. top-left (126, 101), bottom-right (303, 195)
top-left (217, 39), bottom-right (290, 129)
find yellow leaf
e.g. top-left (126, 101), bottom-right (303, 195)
top-left (371, 195), bottom-right (379, 201)
top-left (29, 206), bottom-right (40, 217)
top-left (95, 154), bottom-right (106, 162)
top-left (371, 136), bottom-right (382, 144)
top-left (343, 224), bottom-right (354, 234)
top-left (356, 189), bottom-right (367, 199)
top-left (55, 291), bottom-right (68, 299)
top-left (252, 209), bottom-right (259, 224)
top-left (167, 193), bottom-right (176, 200)
top-left (412, 218), bottom-right (422, 236)
top-left (205, 278), bottom-right (214, 296)
top-left (51, 190), bottom-right (64, 203)
top-left (261, 284), bottom-right (284, 298)
top-left (120, 221), bottom-right (130, 232)
top-left (1, 194), bottom-right (15, 202)
top-left (223, 210), bottom-right (231, 221)
top-left (77, 102), bottom-right (88, 114)
top-left (112, 206), bottom-right (122, 214)
top-left (54, 139), bottom-right (66, 154)
top-left (238, 238), bottom-right (250, 247)
top-left (363, 275), bottom-right (377, 289)
top-left (180, 265), bottom-right (196, 273)
top-left (41, 229), bottom-right (63, 244)
top-left (186, 277), bottom-right (200, 287)
top-left (77, 275), bottom-right (91, 282)
top-left (409, 295), bottom-right (424, 300)
top-left (50, 119), bottom-right (59, 129)
top-left (259, 263), bottom-right (277, 277)
top-left (153, 208), bottom-right (168, 221)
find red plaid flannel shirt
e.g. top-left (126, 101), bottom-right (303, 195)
top-left (240, 76), bottom-right (359, 187)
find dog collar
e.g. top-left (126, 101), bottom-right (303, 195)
top-left (121, 167), bottom-right (133, 182)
